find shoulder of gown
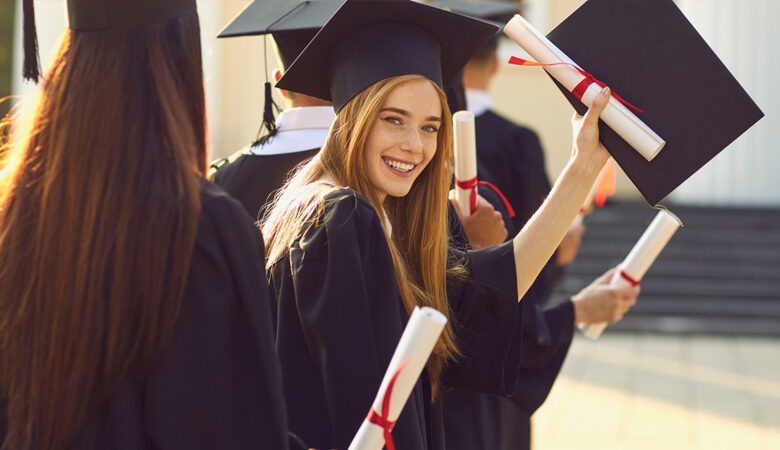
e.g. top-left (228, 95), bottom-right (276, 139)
top-left (268, 187), bottom-right (433, 449)
top-left (140, 180), bottom-right (292, 450)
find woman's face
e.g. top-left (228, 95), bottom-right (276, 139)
top-left (364, 78), bottom-right (442, 201)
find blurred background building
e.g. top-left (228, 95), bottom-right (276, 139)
top-left (3, 1), bottom-right (779, 449)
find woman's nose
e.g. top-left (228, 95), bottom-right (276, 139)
top-left (400, 128), bottom-right (423, 153)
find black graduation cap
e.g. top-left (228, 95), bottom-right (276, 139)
top-left (67, 0), bottom-right (197, 30)
top-left (276, 0), bottom-right (499, 112)
top-left (218, 0), bottom-right (342, 143)
top-left (21, 0), bottom-right (197, 84)
top-left (217, 0), bottom-right (344, 67)
top-left (427, 0), bottom-right (523, 25)
top-left (543, 0), bottom-right (764, 205)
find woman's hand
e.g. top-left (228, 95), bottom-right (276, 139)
top-left (450, 192), bottom-right (508, 250)
top-left (570, 87), bottom-right (612, 174)
top-left (571, 268), bottom-right (639, 325)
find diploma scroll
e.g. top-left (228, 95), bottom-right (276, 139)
top-left (581, 209), bottom-right (682, 339)
top-left (349, 306), bottom-right (447, 450)
top-left (453, 111), bottom-right (478, 217)
top-left (503, 14), bottom-right (665, 161)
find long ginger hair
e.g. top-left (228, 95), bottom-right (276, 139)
top-left (263, 74), bottom-right (460, 397)
top-left (0, 14), bottom-right (206, 450)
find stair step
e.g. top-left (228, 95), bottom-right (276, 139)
top-left (556, 200), bottom-right (780, 336)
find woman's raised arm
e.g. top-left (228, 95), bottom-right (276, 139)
top-left (512, 87), bottom-right (612, 300)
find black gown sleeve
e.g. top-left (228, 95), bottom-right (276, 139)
top-left (443, 242), bottom-right (523, 397)
top-left (142, 186), bottom-right (291, 450)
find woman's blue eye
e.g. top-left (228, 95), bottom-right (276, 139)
top-left (423, 125), bottom-right (439, 133)
top-left (383, 116), bottom-right (402, 125)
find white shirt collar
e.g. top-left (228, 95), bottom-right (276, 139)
top-left (248, 106), bottom-right (336, 156)
top-left (276, 106), bottom-right (336, 132)
top-left (465, 88), bottom-right (493, 117)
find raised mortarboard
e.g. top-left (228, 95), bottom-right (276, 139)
top-left (538, 0), bottom-right (763, 205)
top-left (21, 0), bottom-right (197, 83)
top-left (276, 0), bottom-right (499, 112)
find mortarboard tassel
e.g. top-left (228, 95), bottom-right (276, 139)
top-left (22, 0), bottom-right (41, 84)
top-left (251, 35), bottom-right (283, 147)
top-left (262, 81), bottom-right (280, 137)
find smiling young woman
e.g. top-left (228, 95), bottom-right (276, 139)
top-left (260, 1), bottom-right (621, 449)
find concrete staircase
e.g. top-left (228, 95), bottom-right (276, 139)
top-left (555, 201), bottom-right (780, 336)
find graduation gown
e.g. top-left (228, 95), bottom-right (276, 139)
top-left (442, 107), bottom-right (575, 450)
top-left (211, 105), bottom-right (335, 220)
top-left (211, 148), bottom-right (319, 219)
top-left (10, 181), bottom-right (296, 449)
top-left (267, 188), bottom-right (524, 450)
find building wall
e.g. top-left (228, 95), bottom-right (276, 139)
top-left (10, 0), bottom-right (777, 206)
top-left (671, 0), bottom-right (779, 206)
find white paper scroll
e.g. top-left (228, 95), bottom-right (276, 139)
top-left (453, 111), bottom-right (477, 217)
top-left (581, 209), bottom-right (682, 339)
top-left (503, 14), bottom-right (665, 161)
top-left (349, 307), bottom-right (447, 450)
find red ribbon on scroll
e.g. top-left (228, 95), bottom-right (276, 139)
top-left (508, 56), bottom-right (644, 114)
top-left (618, 268), bottom-right (641, 287)
top-left (366, 357), bottom-right (411, 450)
top-left (455, 177), bottom-right (516, 218)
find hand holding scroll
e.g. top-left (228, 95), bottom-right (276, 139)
top-left (450, 192), bottom-right (508, 250)
top-left (572, 268), bottom-right (639, 325)
top-left (571, 86), bottom-right (612, 172)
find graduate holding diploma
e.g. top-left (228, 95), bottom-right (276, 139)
top-left (262, 1), bottom-right (637, 449)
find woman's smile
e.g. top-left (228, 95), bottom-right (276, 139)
top-left (382, 155), bottom-right (418, 177)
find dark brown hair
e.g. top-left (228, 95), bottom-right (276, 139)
top-left (0, 14), bottom-right (206, 449)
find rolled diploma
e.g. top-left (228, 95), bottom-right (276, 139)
top-left (349, 306), bottom-right (447, 450)
top-left (581, 209), bottom-right (681, 339)
top-left (503, 14), bottom-right (665, 162)
top-left (453, 111), bottom-right (477, 216)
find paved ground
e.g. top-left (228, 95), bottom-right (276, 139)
top-left (533, 333), bottom-right (780, 450)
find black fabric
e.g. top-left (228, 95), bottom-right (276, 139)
top-left (442, 110), bottom-right (575, 450)
top-left (276, 0), bottom-right (498, 111)
top-left (545, 0), bottom-right (764, 205)
top-left (428, 0), bottom-right (523, 21)
top-left (67, 0), bottom-right (197, 31)
top-left (328, 22), bottom-right (443, 112)
top-left (273, 30), bottom-right (318, 71)
top-left (0, 181), bottom-right (294, 449)
top-left (267, 188), bottom-right (522, 450)
top-left (211, 148), bottom-right (319, 220)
